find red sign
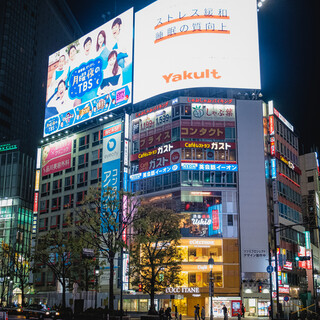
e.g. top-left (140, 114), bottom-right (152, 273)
top-left (41, 138), bottom-right (72, 176)
top-left (211, 209), bottom-right (220, 230)
top-left (33, 192), bottom-right (39, 213)
top-left (279, 286), bottom-right (290, 294)
top-left (269, 116), bottom-right (274, 135)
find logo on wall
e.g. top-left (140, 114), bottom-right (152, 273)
top-left (107, 138), bottom-right (117, 152)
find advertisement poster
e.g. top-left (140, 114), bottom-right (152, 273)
top-left (41, 138), bottom-right (73, 176)
top-left (44, 9), bottom-right (133, 136)
top-left (134, 0), bottom-right (260, 103)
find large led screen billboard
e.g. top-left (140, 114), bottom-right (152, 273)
top-left (43, 9), bottom-right (133, 137)
top-left (133, 0), bottom-right (260, 103)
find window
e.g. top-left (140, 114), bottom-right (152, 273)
top-left (63, 194), bottom-right (74, 209)
top-left (40, 199), bottom-right (49, 214)
top-left (308, 176), bottom-right (314, 183)
top-left (52, 179), bottom-right (62, 194)
top-left (51, 197), bottom-right (61, 212)
top-left (41, 182), bottom-right (50, 196)
top-left (77, 172), bottom-right (88, 187)
top-left (76, 191), bottom-right (87, 206)
top-left (64, 176), bottom-right (74, 191)
top-left (79, 135), bottom-right (90, 151)
top-left (227, 215), bottom-right (233, 226)
top-left (78, 153), bottom-right (88, 169)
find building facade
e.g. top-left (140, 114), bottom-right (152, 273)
top-left (0, 0), bottom-right (82, 305)
top-left (300, 152), bottom-right (320, 300)
top-left (264, 101), bottom-right (308, 315)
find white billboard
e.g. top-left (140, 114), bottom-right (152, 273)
top-left (133, 0), bottom-right (260, 103)
top-left (43, 9), bottom-right (133, 137)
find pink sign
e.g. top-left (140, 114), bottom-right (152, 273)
top-left (42, 138), bottom-right (72, 176)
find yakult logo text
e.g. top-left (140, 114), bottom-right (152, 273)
top-left (163, 69), bottom-right (221, 83)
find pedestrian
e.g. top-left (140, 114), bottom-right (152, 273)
top-left (194, 304), bottom-right (200, 320)
top-left (165, 307), bottom-right (172, 320)
top-left (160, 307), bottom-right (165, 320)
top-left (174, 305), bottom-right (178, 320)
top-left (241, 304), bottom-right (245, 318)
top-left (201, 306), bottom-right (205, 320)
top-left (222, 305), bottom-right (228, 320)
top-left (268, 305), bottom-right (272, 319)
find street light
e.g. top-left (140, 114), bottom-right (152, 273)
top-left (208, 256), bottom-right (215, 320)
top-left (95, 266), bottom-right (99, 309)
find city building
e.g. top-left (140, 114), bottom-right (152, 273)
top-left (33, 0), bottom-right (314, 316)
top-left (0, 0), bottom-right (82, 305)
top-left (300, 152), bottom-right (320, 301)
top-left (264, 101), bottom-right (308, 315)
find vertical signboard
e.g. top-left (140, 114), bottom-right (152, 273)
top-left (102, 121), bottom-right (122, 192)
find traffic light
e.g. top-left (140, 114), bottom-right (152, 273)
top-left (258, 285), bottom-right (262, 293)
top-left (138, 284), bottom-right (143, 292)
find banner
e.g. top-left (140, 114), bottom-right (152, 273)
top-left (44, 9), bottom-right (133, 136)
top-left (102, 121), bottom-right (122, 191)
top-left (41, 138), bottom-right (72, 176)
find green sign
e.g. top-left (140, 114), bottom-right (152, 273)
top-left (0, 143), bottom-right (18, 152)
top-left (305, 231), bottom-right (311, 249)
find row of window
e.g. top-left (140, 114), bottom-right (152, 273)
top-left (41, 168), bottom-right (102, 196)
top-left (277, 181), bottom-right (301, 206)
top-left (131, 171), bottom-right (237, 194)
top-left (275, 117), bottom-right (298, 150)
top-left (39, 191), bottom-right (87, 214)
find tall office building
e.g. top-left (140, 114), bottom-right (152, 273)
top-left (264, 102), bottom-right (308, 313)
top-left (0, 0), bottom-right (82, 305)
top-left (300, 152), bottom-right (320, 298)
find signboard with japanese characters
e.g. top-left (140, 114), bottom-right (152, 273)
top-left (134, 0), bottom-right (260, 103)
top-left (41, 137), bottom-right (73, 176)
top-left (43, 8), bottom-right (133, 137)
top-left (191, 104), bottom-right (235, 121)
top-left (102, 121), bottom-right (122, 191)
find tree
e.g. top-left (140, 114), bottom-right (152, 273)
top-left (130, 205), bottom-right (182, 314)
top-left (75, 185), bottom-right (140, 312)
top-left (0, 242), bottom-right (30, 306)
top-left (33, 230), bottom-right (82, 309)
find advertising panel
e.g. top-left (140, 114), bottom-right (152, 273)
top-left (102, 121), bottom-right (122, 191)
top-left (44, 9), bottom-right (133, 137)
top-left (134, 0), bottom-right (260, 103)
top-left (41, 138), bottom-right (73, 176)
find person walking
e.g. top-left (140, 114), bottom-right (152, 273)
top-left (194, 304), bottom-right (200, 320)
top-left (222, 305), bottom-right (228, 320)
top-left (174, 305), bottom-right (178, 320)
top-left (241, 304), bottom-right (245, 318)
top-left (201, 306), bottom-right (205, 320)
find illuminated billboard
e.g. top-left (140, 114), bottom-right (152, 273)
top-left (41, 138), bottom-right (73, 176)
top-left (134, 0), bottom-right (260, 103)
top-left (43, 9), bottom-right (133, 137)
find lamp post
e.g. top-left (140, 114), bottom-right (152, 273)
top-left (95, 266), bottom-right (99, 309)
top-left (208, 256), bottom-right (215, 320)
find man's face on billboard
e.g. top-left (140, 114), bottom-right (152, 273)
top-left (57, 82), bottom-right (66, 99)
top-left (84, 40), bottom-right (92, 55)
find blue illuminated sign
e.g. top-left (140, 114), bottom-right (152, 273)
top-left (271, 158), bottom-right (277, 179)
top-left (181, 162), bottom-right (238, 172)
top-left (130, 163), bottom-right (180, 182)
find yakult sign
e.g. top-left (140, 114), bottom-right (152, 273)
top-left (134, 0), bottom-right (260, 103)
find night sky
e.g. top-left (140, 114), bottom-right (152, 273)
top-left (66, 0), bottom-right (319, 154)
